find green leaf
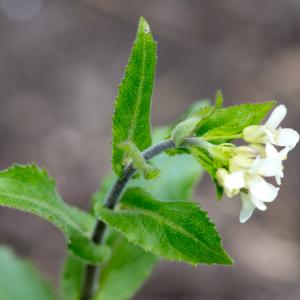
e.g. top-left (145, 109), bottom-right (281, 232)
top-left (190, 147), bottom-right (223, 199)
top-left (97, 187), bottom-right (232, 266)
top-left (0, 164), bottom-right (109, 263)
top-left (60, 253), bottom-right (85, 300)
top-left (94, 231), bottom-right (157, 300)
top-left (112, 17), bottom-right (157, 176)
top-left (119, 141), bottom-right (160, 180)
top-left (0, 246), bottom-right (56, 300)
top-left (195, 101), bottom-right (276, 143)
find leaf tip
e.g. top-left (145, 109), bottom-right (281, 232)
top-left (138, 16), bottom-right (151, 34)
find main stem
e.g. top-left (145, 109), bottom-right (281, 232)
top-left (80, 139), bottom-right (176, 300)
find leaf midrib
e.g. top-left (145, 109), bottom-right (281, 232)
top-left (127, 31), bottom-right (148, 141)
top-left (120, 204), bottom-right (220, 257)
top-left (0, 191), bottom-right (87, 237)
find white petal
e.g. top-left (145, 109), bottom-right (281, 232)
top-left (276, 128), bottom-right (300, 150)
top-left (275, 174), bottom-right (282, 185)
top-left (279, 147), bottom-right (289, 161)
top-left (265, 105), bottom-right (287, 129)
top-left (249, 195), bottom-right (267, 211)
top-left (251, 158), bottom-right (282, 177)
top-left (239, 193), bottom-right (256, 223)
top-left (248, 175), bottom-right (279, 203)
top-left (265, 143), bottom-right (278, 159)
top-left (263, 128), bottom-right (276, 144)
top-left (224, 171), bottom-right (246, 191)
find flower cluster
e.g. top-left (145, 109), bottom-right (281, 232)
top-left (216, 105), bottom-right (299, 223)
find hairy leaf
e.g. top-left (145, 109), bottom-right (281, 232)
top-left (112, 17), bottom-right (157, 176)
top-left (97, 188), bottom-right (232, 266)
top-left (195, 101), bottom-right (276, 142)
top-left (0, 164), bottom-right (109, 263)
top-left (0, 247), bottom-right (56, 300)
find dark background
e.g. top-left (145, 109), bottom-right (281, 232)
top-left (0, 1), bottom-right (299, 299)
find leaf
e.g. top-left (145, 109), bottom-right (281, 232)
top-left (190, 147), bottom-right (223, 199)
top-left (112, 17), bottom-right (157, 176)
top-left (119, 141), bottom-right (160, 180)
top-left (60, 253), bottom-right (85, 300)
top-left (93, 231), bottom-right (157, 300)
top-left (97, 188), bottom-right (232, 266)
top-left (0, 164), bottom-right (109, 263)
top-left (195, 101), bottom-right (276, 142)
top-left (0, 246), bottom-right (56, 300)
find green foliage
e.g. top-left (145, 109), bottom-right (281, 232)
top-left (129, 127), bottom-right (203, 201)
top-left (195, 101), bottom-right (276, 143)
top-left (119, 141), bottom-right (160, 179)
top-left (94, 231), bottom-right (157, 300)
top-left (170, 91), bottom-right (223, 146)
top-left (60, 254), bottom-right (85, 300)
top-left (86, 126), bottom-right (205, 300)
top-left (0, 164), bottom-right (109, 263)
top-left (97, 188), bottom-right (232, 266)
top-left (0, 247), bottom-right (56, 300)
top-left (112, 17), bottom-right (157, 176)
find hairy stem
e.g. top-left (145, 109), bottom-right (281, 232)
top-left (80, 139), bottom-right (176, 300)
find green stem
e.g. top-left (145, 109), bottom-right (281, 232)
top-left (80, 137), bottom-right (215, 300)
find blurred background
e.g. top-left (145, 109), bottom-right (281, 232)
top-left (0, 0), bottom-right (300, 299)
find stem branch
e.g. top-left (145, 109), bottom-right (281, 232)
top-left (80, 139), bottom-right (176, 300)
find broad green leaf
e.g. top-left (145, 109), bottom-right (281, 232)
top-left (195, 101), bottom-right (276, 143)
top-left (97, 188), bottom-right (232, 266)
top-left (0, 164), bottom-right (109, 263)
top-left (112, 17), bottom-right (157, 176)
top-left (60, 253), bottom-right (85, 300)
top-left (0, 246), bottom-right (56, 300)
top-left (93, 231), bottom-right (157, 300)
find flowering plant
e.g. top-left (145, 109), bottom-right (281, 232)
top-left (0, 17), bottom-right (298, 300)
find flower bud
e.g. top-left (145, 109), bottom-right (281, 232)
top-left (243, 125), bottom-right (267, 144)
top-left (229, 155), bottom-right (254, 172)
top-left (235, 146), bottom-right (258, 157)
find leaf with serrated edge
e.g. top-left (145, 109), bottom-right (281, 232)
top-left (97, 187), bottom-right (232, 266)
top-left (112, 17), bottom-right (157, 176)
top-left (196, 101), bottom-right (276, 142)
top-left (0, 247), bottom-right (56, 300)
top-left (0, 164), bottom-right (109, 263)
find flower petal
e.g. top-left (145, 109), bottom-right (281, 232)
top-left (265, 143), bottom-right (278, 159)
top-left (276, 128), bottom-right (300, 150)
top-left (239, 193), bottom-right (256, 223)
top-left (251, 157), bottom-right (283, 177)
top-left (265, 105), bottom-right (287, 129)
top-left (247, 175), bottom-right (279, 203)
top-left (224, 171), bottom-right (246, 190)
top-left (249, 195), bottom-right (267, 211)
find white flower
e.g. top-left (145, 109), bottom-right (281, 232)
top-left (251, 143), bottom-right (288, 185)
top-left (216, 169), bottom-right (245, 197)
top-left (243, 105), bottom-right (299, 151)
top-left (239, 175), bottom-right (279, 223)
top-left (217, 144), bottom-right (281, 223)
